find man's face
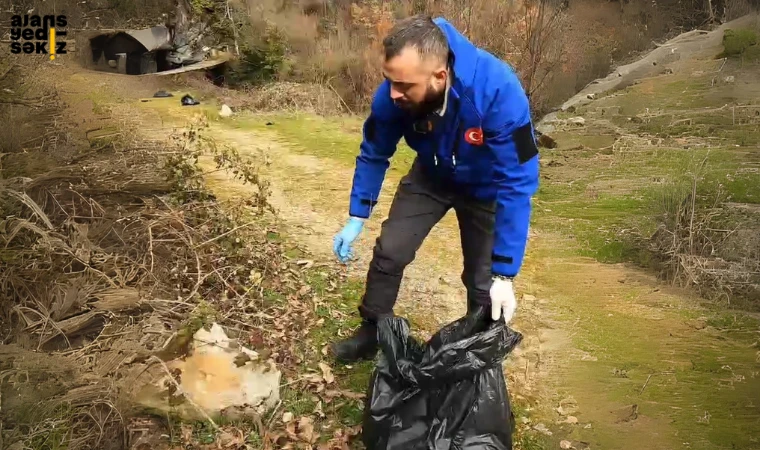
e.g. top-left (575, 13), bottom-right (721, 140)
top-left (382, 46), bottom-right (448, 116)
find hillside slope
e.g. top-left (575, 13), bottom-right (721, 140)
top-left (537, 13), bottom-right (760, 307)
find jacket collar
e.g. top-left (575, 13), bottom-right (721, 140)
top-left (433, 18), bottom-right (479, 91)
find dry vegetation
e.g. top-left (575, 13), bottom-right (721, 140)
top-left (0, 55), bottom-right (366, 449)
top-left (645, 161), bottom-right (760, 305)
top-left (218, 0), bottom-right (758, 116)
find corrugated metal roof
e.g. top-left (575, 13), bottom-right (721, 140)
top-left (146, 53), bottom-right (232, 76)
top-left (126, 26), bottom-right (172, 52)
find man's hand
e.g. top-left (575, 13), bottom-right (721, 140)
top-left (490, 276), bottom-right (517, 324)
top-left (333, 218), bottom-right (365, 263)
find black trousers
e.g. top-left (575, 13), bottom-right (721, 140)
top-left (359, 159), bottom-right (496, 322)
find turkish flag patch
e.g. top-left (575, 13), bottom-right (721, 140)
top-left (464, 127), bottom-right (484, 146)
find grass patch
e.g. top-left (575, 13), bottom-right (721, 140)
top-left (530, 235), bottom-right (760, 449)
top-left (537, 132), bottom-right (760, 268)
top-left (300, 269), bottom-right (373, 427)
top-left (721, 28), bottom-right (759, 58)
top-left (240, 113), bottom-right (417, 176)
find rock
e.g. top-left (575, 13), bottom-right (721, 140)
top-left (612, 404), bottom-right (639, 423)
top-left (219, 104), bottom-right (233, 117)
top-left (586, 93), bottom-right (596, 100)
top-left (685, 318), bottom-right (708, 330)
top-left (538, 133), bottom-right (558, 149)
top-left (135, 323), bottom-right (280, 420)
top-left (560, 440), bottom-right (573, 449)
top-left (568, 117), bottom-right (586, 126)
top-left (181, 94), bottom-right (199, 106)
top-left (557, 404), bottom-right (578, 416)
top-left (724, 76), bottom-right (736, 84)
top-left (556, 414), bottom-right (579, 425)
top-left (533, 423), bottom-right (553, 436)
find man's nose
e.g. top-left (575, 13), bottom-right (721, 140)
top-left (389, 86), bottom-right (404, 101)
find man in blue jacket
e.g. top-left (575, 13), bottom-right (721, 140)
top-left (331, 15), bottom-right (540, 362)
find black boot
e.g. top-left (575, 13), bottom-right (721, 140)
top-left (330, 321), bottom-right (378, 363)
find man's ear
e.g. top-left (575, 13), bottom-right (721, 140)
top-left (432, 67), bottom-right (448, 89)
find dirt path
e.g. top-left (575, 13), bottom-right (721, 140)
top-left (63, 67), bottom-right (760, 450)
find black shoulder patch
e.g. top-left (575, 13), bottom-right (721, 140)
top-left (513, 123), bottom-right (539, 164)
top-left (365, 116), bottom-right (376, 141)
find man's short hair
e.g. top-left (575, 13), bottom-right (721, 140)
top-left (382, 14), bottom-right (449, 64)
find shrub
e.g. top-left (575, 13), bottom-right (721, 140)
top-left (227, 23), bottom-right (291, 86)
top-left (722, 28), bottom-right (759, 57)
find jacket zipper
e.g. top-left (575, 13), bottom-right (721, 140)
top-left (452, 121), bottom-right (463, 168)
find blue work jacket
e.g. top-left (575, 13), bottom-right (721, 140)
top-left (348, 18), bottom-right (540, 277)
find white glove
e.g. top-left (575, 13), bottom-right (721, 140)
top-left (490, 276), bottom-right (517, 324)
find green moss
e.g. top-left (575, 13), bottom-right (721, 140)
top-left (721, 28), bottom-right (759, 57)
top-left (531, 236), bottom-right (760, 449)
top-left (241, 114), bottom-right (416, 175)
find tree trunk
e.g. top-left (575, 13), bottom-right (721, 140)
top-left (706, 0), bottom-right (716, 23)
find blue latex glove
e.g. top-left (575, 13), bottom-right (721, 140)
top-left (333, 217), bottom-right (364, 263)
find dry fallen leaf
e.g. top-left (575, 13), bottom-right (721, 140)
top-left (297, 416), bottom-right (318, 444)
top-left (306, 373), bottom-right (324, 384)
top-left (282, 411), bottom-right (294, 423)
top-left (180, 424), bottom-right (193, 442)
top-left (218, 428), bottom-right (246, 448)
top-left (319, 362), bottom-right (335, 384)
top-left (314, 400), bottom-right (326, 418)
top-left (285, 421), bottom-right (298, 440)
top-left (533, 423), bottom-right (552, 436)
top-left (341, 390), bottom-right (365, 400)
top-left (316, 425), bottom-right (361, 450)
top-left (296, 259), bottom-right (314, 269)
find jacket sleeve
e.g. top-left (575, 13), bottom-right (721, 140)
top-left (349, 82), bottom-right (404, 218)
top-left (482, 75), bottom-right (540, 277)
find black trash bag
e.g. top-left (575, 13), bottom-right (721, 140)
top-left (363, 307), bottom-right (523, 450)
top-left (181, 94), bottom-right (200, 106)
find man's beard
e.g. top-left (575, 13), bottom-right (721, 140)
top-left (395, 83), bottom-right (446, 118)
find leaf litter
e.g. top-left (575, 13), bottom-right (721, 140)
top-left (0, 63), bottom-right (365, 450)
